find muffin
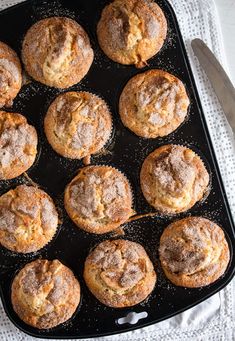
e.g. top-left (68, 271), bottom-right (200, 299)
top-left (22, 17), bottom-right (94, 89)
top-left (84, 239), bottom-right (156, 307)
top-left (44, 91), bottom-right (112, 159)
top-left (0, 185), bottom-right (58, 253)
top-left (119, 70), bottom-right (190, 138)
top-left (11, 259), bottom-right (80, 329)
top-left (159, 217), bottom-right (230, 287)
top-left (97, 0), bottom-right (167, 67)
top-left (64, 166), bottom-right (133, 234)
top-left (0, 111), bottom-right (38, 180)
top-left (140, 144), bottom-right (209, 214)
top-left (0, 41), bottom-right (22, 108)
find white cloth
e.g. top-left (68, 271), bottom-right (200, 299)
top-left (0, 0), bottom-right (234, 340)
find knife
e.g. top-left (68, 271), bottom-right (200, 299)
top-left (191, 38), bottom-right (235, 136)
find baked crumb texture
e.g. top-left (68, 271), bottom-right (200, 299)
top-left (11, 259), bottom-right (80, 329)
top-left (22, 17), bottom-right (94, 89)
top-left (159, 217), bottom-right (230, 287)
top-left (97, 0), bottom-right (167, 67)
top-left (119, 69), bottom-right (190, 138)
top-left (44, 91), bottom-right (112, 159)
top-left (140, 144), bottom-right (209, 214)
top-left (64, 166), bottom-right (133, 234)
top-left (84, 239), bottom-right (156, 307)
top-left (0, 111), bottom-right (38, 180)
top-left (0, 185), bottom-right (58, 253)
top-left (0, 41), bottom-right (22, 108)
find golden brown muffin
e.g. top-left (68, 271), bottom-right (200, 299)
top-left (44, 91), bottom-right (112, 159)
top-left (0, 111), bottom-right (38, 180)
top-left (119, 70), bottom-right (190, 138)
top-left (140, 144), bottom-right (209, 214)
top-left (11, 259), bottom-right (80, 329)
top-left (84, 239), bottom-right (156, 307)
top-left (159, 217), bottom-right (230, 287)
top-left (0, 42), bottom-right (22, 108)
top-left (22, 17), bottom-right (94, 89)
top-left (97, 0), bottom-right (167, 67)
top-left (64, 166), bottom-right (133, 234)
top-left (0, 185), bottom-right (58, 253)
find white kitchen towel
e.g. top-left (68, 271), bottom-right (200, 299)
top-left (0, 0), bottom-right (234, 340)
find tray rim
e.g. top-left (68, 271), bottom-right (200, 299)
top-left (0, 0), bottom-right (234, 339)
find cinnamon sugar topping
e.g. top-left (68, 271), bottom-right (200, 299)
top-left (0, 112), bottom-right (38, 180)
top-left (0, 185), bottom-right (58, 253)
top-left (45, 92), bottom-right (112, 159)
top-left (159, 217), bottom-right (230, 287)
top-left (68, 166), bottom-right (132, 227)
top-left (141, 144), bottom-right (209, 213)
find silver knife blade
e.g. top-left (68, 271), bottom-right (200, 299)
top-left (191, 38), bottom-right (235, 135)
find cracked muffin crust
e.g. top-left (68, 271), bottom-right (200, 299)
top-left (0, 41), bottom-right (22, 108)
top-left (44, 91), bottom-right (112, 159)
top-left (84, 239), bottom-right (156, 307)
top-left (11, 259), bottom-right (80, 329)
top-left (0, 111), bottom-right (38, 180)
top-left (0, 185), bottom-right (58, 253)
top-left (22, 17), bottom-right (94, 89)
top-left (159, 217), bottom-right (230, 287)
top-left (97, 0), bottom-right (167, 67)
top-left (119, 69), bottom-right (190, 138)
top-left (140, 144), bottom-right (209, 214)
top-left (64, 166), bottom-right (133, 234)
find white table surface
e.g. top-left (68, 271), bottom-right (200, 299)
top-left (215, 0), bottom-right (235, 85)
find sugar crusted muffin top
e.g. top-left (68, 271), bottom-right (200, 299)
top-left (159, 217), bottom-right (230, 287)
top-left (140, 144), bottom-right (209, 213)
top-left (97, 0), bottom-right (167, 67)
top-left (0, 111), bottom-right (38, 180)
top-left (119, 70), bottom-right (190, 138)
top-left (64, 166), bottom-right (133, 234)
top-left (44, 92), bottom-right (112, 159)
top-left (11, 259), bottom-right (80, 329)
top-left (0, 41), bottom-right (22, 108)
top-left (84, 239), bottom-right (156, 307)
top-left (22, 17), bottom-right (94, 88)
top-left (0, 185), bottom-right (58, 253)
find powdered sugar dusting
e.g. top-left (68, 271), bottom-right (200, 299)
top-left (146, 18), bottom-right (160, 39)
top-left (71, 123), bottom-right (94, 150)
top-left (41, 198), bottom-right (58, 228)
top-left (153, 146), bottom-right (196, 192)
top-left (0, 123), bottom-right (37, 171)
top-left (148, 112), bottom-right (164, 126)
top-left (77, 37), bottom-right (92, 58)
top-left (0, 59), bottom-right (20, 83)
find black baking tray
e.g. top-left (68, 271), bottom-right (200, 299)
top-left (0, 0), bottom-right (234, 339)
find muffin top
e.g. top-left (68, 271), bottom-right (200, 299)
top-left (44, 91), bottom-right (112, 159)
top-left (64, 166), bottom-right (133, 234)
top-left (97, 0), bottom-right (167, 67)
top-left (11, 259), bottom-right (80, 329)
top-left (0, 111), bottom-right (38, 180)
top-left (140, 144), bottom-right (209, 214)
top-left (22, 17), bottom-right (94, 88)
top-left (84, 239), bottom-right (156, 307)
top-left (0, 185), bottom-right (58, 253)
top-left (0, 41), bottom-right (22, 108)
top-left (159, 217), bottom-right (230, 287)
top-left (119, 70), bottom-right (190, 138)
